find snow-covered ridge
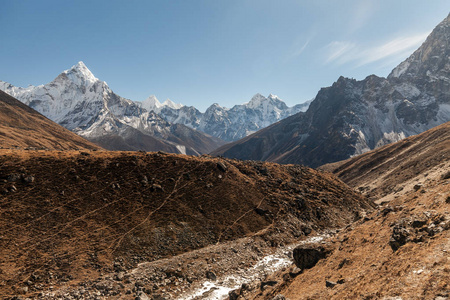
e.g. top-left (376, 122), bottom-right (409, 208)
top-left (147, 93), bottom-right (310, 141)
top-left (135, 91), bottom-right (310, 142)
top-left (134, 90), bottom-right (310, 142)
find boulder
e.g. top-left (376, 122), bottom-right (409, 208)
top-left (389, 224), bottom-right (411, 251)
top-left (22, 175), bottom-right (35, 184)
top-left (413, 184), bottom-right (423, 191)
top-left (292, 244), bottom-right (331, 270)
top-left (228, 289), bottom-right (240, 300)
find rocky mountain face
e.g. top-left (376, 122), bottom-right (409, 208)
top-left (139, 93), bottom-right (310, 142)
top-left (213, 14), bottom-right (450, 167)
top-left (0, 90), bottom-right (100, 150)
top-left (0, 62), bottom-right (224, 154)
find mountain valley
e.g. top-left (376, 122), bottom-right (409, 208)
top-left (0, 10), bottom-right (449, 300)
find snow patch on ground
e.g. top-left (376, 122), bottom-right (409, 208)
top-left (180, 235), bottom-right (329, 300)
top-left (176, 145), bottom-right (187, 155)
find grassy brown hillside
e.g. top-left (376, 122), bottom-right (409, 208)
top-left (0, 90), bottom-right (101, 151)
top-left (248, 122), bottom-right (450, 299)
top-left (0, 150), bottom-right (373, 298)
top-left (325, 121), bottom-right (450, 203)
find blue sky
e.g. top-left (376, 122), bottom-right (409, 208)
top-left (0, 1), bottom-right (448, 111)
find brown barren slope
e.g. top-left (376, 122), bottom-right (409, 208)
top-left (0, 90), bottom-right (101, 150)
top-left (326, 121), bottom-right (450, 203)
top-left (0, 150), bottom-right (373, 298)
top-left (249, 122), bottom-right (450, 299)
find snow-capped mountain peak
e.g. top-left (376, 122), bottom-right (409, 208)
top-left (0, 61), bottom-right (109, 127)
top-left (246, 93), bottom-right (266, 108)
top-left (162, 98), bottom-right (183, 109)
top-left (244, 93), bottom-right (287, 111)
top-left (139, 96), bottom-right (183, 112)
top-left (267, 93), bottom-right (280, 100)
top-left (141, 95), bottom-right (162, 111)
top-left (63, 61), bottom-right (99, 87)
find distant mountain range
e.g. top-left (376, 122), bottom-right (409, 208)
top-left (0, 64), bottom-right (308, 154)
top-left (0, 62), bottom-right (224, 154)
top-left (140, 93), bottom-right (310, 142)
top-left (213, 13), bottom-right (450, 167)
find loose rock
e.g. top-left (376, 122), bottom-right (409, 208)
top-left (135, 291), bottom-right (150, 300)
top-left (7, 173), bottom-right (21, 182)
top-left (205, 271), bottom-right (216, 281)
top-left (22, 175), bottom-right (35, 184)
top-left (325, 280), bottom-right (337, 288)
top-left (217, 161), bottom-right (228, 172)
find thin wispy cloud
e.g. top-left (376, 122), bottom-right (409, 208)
top-left (324, 31), bottom-right (430, 68)
top-left (291, 40), bottom-right (310, 59)
top-left (358, 32), bottom-right (430, 66)
top-left (284, 38), bottom-right (312, 63)
top-left (324, 41), bottom-right (357, 64)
